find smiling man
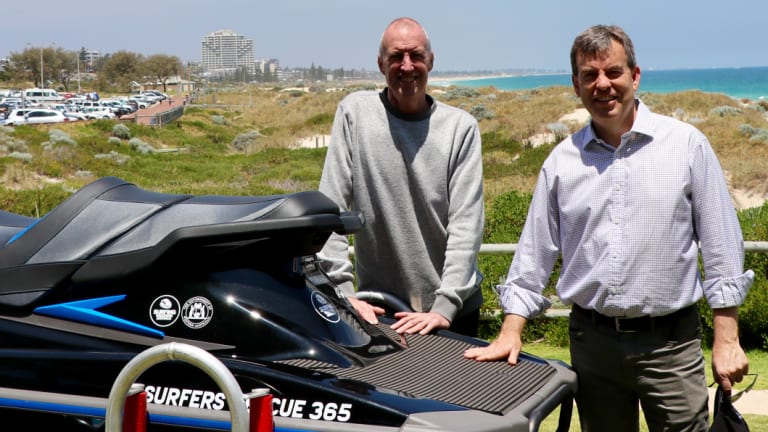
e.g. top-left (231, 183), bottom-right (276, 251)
top-left (464, 24), bottom-right (753, 431)
top-left (318, 17), bottom-right (485, 337)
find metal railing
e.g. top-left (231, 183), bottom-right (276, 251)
top-left (351, 241), bottom-right (768, 256)
top-left (475, 241), bottom-right (768, 255)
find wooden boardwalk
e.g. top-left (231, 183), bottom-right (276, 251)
top-left (120, 96), bottom-right (187, 125)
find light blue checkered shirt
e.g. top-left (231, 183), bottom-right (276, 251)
top-left (498, 100), bottom-right (754, 319)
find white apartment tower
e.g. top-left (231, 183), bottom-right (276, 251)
top-left (201, 29), bottom-right (255, 76)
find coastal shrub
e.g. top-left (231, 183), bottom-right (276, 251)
top-left (128, 137), bottom-right (155, 154)
top-left (211, 115), bottom-right (225, 125)
top-left (470, 104), bottom-right (494, 121)
top-left (231, 130), bottom-right (263, 153)
top-left (42, 129), bottom-right (77, 150)
top-left (483, 190), bottom-right (531, 243)
top-left (112, 123), bottom-right (131, 140)
top-left (739, 124), bottom-right (768, 143)
top-left (442, 87), bottom-right (481, 100)
top-left (521, 316), bottom-right (570, 347)
top-left (710, 105), bottom-right (742, 117)
top-left (8, 152), bottom-right (33, 162)
top-left (0, 133), bottom-right (28, 154)
top-left (108, 137), bottom-right (122, 146)
top-left (750, 132), bottom-right (768, 143)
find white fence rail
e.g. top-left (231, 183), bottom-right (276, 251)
top-left (476, 241), bottom-right (768, 255)
top-left (351, 241), bottom-right (768, 256)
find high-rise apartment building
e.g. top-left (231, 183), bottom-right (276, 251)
top-left (201, 29), bottom-right (255, 76)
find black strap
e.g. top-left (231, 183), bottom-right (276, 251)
top-left (710, 385), bottom-right (750, 432)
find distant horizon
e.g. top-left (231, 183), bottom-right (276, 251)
top-left (435, 67), bottom-right (768, 101)
top-left (432, 64), bottom-right (768, 76)
top-left (4, 0), bottom-right (768, 72)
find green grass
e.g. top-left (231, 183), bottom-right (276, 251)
top-left (524, 343), bottom-right (768, 391)
top-left (524, 343), bottom-right (768, 431)
top-left (537, 408), bottom-right (768, 432)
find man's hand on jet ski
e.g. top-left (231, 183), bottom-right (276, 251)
top-left (463, 313), bottom-right (526, 365)
top-left (391, 311), bottom-right (450, 335)
top-left (347, 296), bottom-right (386, 324)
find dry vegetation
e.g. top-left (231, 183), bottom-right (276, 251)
top-left (1, 81), bottom-right (766, 210)
top-left (435, 84), bottom-right (768, 207)
top-left (223, 81), bottom-right (768, 207)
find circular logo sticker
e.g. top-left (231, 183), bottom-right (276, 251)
top-left (149, 295), bottom-right (180, 327)
top-left (311, 292), bottom-right (340, 323)
top-left (181, 296), bottom-right (214, 329)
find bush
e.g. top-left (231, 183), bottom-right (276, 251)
top-left (470, 104), bottom-right (494, 121)
top-left (232, 130), bottom-right (263, 152)
top-left (710, 105), bottom-right (742, 116)
top-left (112, 123), bottom-right (131, 140)
top-left (128, 137), bottom-right (155, 154)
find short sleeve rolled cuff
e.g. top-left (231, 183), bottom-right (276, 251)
top-left (704, 270), bottom-right (754, 309)
top-left (496, 283), bottom-right (552, 319)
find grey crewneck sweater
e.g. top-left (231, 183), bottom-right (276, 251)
top-left (318, 89), bottom-right (484, 321)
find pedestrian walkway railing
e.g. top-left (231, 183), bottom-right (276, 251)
top-left (351, 241), bottom-right (768, 256)
top-left (136, 105), bottom-right (184, 127)
top-left (474, 241), bottom-right (768, 255)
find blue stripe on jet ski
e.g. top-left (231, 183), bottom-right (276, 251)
top-left (0, 396), bottom-right (104, 417)
top-left (144, 413), bottom-right (232, 430)
top-left (34, 295), bottom-right (164, 338)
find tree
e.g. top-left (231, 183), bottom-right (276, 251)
top-left (7, 46), bottom-right (77, 89)
top-left (143, 54), bottom-right (182, 93)
top-left (101, 51), bottom-right (144, 92)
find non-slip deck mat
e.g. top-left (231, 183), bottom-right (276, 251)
top-left (281, 325), bottom-right (557, 415)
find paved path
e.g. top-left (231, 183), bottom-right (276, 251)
top-left (709, 388), bottom-right (767, 416)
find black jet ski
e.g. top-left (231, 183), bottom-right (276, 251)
top-left (0, 177), bottom-right (576, 431)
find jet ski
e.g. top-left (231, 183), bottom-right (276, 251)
top-left (0, 176), bottom-right (576, 431)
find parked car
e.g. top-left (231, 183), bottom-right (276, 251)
top-left (81, 107), bottom-right (117, 120)
top-left (62, 111), bottom-right (88, 121)
top-left (126, 95), bottom-right (151, 109)
top-left (100, 100), bottom-right (135, 117)
top-left (3, 108), bottom-right (69, 126)
top-left (141, 90), bottom-right (168, 101)
top-left (122, 99), bottom-right (140, 112)
top-left (22, 88), bottom-right (64, 104)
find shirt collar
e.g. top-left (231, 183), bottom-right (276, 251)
top-left (579, 99), bottom-right (653, 149)
top-left (379, 88), bottom-right (435, 121)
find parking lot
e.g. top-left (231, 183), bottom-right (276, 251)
top-left (0, 88), bottom-right (178, 126)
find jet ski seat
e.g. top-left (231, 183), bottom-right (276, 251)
top-left (0, 177), bottom-right (189, 269)
top-left (0, 177), bottom-right (354, 308)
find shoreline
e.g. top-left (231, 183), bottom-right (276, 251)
top-left (429, 71), bottom-right (569, 86)
top-left (427, 68), bottom-right (768, 101)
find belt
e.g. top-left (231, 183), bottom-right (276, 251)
top-left (571, 304), bottom-right (697, 333)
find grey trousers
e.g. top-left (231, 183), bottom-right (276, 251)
top-left (569, 306), bottom-right (709, 432)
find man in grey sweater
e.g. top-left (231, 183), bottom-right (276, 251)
top-left (318, 17), bottom-right (484, 337)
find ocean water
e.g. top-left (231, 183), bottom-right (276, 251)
top-left (439, 66), bottom-right (768, 101)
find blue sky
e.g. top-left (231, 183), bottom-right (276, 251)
top-left (6, 0), bottom-right (768, 72)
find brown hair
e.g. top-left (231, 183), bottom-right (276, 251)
top-left (570, 25), bottom-right (637, 75)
